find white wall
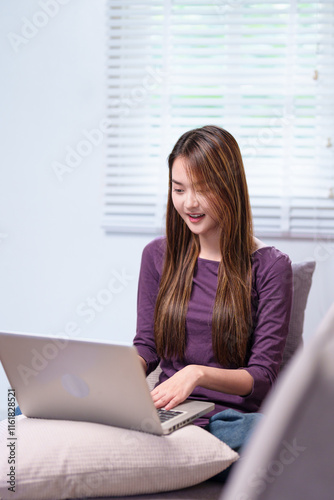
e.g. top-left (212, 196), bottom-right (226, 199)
top-left (1, 0), bottom-right (334, 419)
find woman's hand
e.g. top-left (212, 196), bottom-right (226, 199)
top-left (151, 365), bottom-right (203, 410)
top-left (150, 365), bottom-right (254, 410)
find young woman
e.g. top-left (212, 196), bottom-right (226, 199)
top-left (133, 125), bottom-right (292, 474)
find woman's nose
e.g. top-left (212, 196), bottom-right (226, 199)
top-left (185, 190), bottom-right (199, 210)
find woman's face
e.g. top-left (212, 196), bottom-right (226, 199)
top-left (171, 157), bottom-right (221, 241)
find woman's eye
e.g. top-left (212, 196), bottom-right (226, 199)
top-left (173, 188), bottom-right (183, 193)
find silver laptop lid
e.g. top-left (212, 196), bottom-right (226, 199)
top-left (0, 331), bottom-right (214, 435)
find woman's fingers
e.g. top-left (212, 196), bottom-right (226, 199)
top-left (151, 383), bottom-right (187, 409)
top-left (150, 365), bottom-right (199, 409)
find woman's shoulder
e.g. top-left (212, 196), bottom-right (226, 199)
top-left (251, 240), bottom-right (293, 302)
top-left (143, 236), bottom-right (166, 256)
top-left (141, 236), bottom-right (166, 272)
top-left (251, 238), bottom-right (292, 280)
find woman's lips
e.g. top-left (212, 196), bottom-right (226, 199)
top-left (188, 213), bottom-right (205, 223)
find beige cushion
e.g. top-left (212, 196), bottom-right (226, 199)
top-left (0, 416), bottom-right (238, 499)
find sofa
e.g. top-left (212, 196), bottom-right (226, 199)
top-left (0, 260), bottom-right (319, 500)
top-left (222, 299), bottom-right (334, 500)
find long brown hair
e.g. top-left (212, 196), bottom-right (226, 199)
top-left (154, 126), bottom-right (254, 367)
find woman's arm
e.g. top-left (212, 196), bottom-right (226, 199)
top-left (151, 365), bottom-right (254, 410)
top-left (133, 239), bottom-right (164, 374)
top-left (197, 366), bottom-right (254, 396)
top-left (138, 355), bottom-right (148, 374)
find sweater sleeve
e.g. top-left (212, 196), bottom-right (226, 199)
top-left (243, 250), bottom-right (293, 408)
top-left (133, 238), bottom-right (164, 374)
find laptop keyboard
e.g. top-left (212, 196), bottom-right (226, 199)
top-left (157, 408), bottom-right (183, 423)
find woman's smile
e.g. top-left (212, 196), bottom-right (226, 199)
top-left (187, 213), bottom-right (205, 223)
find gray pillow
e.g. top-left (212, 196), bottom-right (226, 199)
top-left (281, 260), bottom-right (316, 370)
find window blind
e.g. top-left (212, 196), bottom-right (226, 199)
top-left (103, 0), bottom-right (334, 238)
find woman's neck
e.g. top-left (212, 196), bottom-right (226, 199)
top-left (198, 236), bottom-right (267, 261)
top-left (198, 235), bottom-right (222, 262)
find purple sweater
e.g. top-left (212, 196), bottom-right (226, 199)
top-left (134, 237), bottom-right (293, 426)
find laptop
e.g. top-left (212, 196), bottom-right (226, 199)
top-left (0, 331), bottom-right (214, 435)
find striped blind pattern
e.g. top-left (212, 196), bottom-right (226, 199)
top-left (103, 0), bottom-right (334, 238)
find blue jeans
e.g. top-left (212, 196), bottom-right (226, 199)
top-left (205, 408), bottom-right (263, 482)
